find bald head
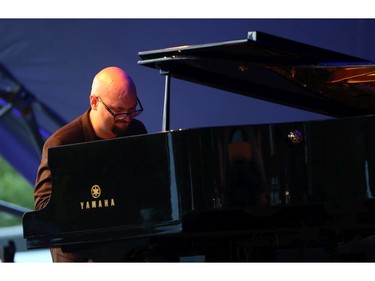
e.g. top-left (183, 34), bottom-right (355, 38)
top-left (91, 66), bottom-right (137, 101)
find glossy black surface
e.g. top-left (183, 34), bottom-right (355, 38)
top-left (23, 115), bottom-right (375, 257)
top-left (139, 31), bottom-right (375, 117)
top-left (23, 132), bottom-right (181, 249)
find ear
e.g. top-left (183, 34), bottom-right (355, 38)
top-left (90, 95), bottom-right (98, 110)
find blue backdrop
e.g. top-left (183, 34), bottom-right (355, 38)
top-left (0, 19), bottom-right (375, 184)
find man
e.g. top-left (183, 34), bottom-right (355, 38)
top-left (34, 66), bottom-right (147, 261)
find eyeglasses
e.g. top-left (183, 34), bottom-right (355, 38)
top-left (95, 96), bottom-right (143, 121)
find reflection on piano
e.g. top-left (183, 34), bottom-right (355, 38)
top-left (23, 31), bottom-right (375, 261)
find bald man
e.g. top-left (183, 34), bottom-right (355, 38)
top-left (33, 66), bottom-right (147, 261)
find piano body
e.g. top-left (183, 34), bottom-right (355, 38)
top-left (23, 31), bottom-right (375, 261)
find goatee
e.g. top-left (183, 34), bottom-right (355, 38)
top-left (111, 123), bottom-right (129, 136)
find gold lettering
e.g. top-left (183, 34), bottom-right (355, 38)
top-left (80, 198), bottom-right (117, 210)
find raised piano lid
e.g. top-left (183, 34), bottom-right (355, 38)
top-left (138, 31), bottom-right (375, 117)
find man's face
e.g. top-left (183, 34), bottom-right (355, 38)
top-left (94, 95), bottom-right (137, 138)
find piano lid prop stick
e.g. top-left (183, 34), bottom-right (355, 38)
top-left (161, 70), bottom-right (171, 131)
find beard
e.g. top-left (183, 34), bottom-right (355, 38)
top-left (111, 121), bottom-right (129, 136)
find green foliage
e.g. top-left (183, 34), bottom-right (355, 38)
top-left (0, 156), bottom-right (34, 227)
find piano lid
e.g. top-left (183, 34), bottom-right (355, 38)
top-left (138, 31), bottom-right (375, 117)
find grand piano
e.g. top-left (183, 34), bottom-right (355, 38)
top-left (23, 31), bottom-right (375, 261)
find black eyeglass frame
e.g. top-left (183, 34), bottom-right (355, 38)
top-left (95, 96), bottom-right (143, 121)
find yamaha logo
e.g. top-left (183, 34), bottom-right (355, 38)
top-left (91, 185), bottom-right (101, 199)
top-left (79, 184), bottom-right (116, 210)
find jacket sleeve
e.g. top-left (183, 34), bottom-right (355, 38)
top-left (34, 137), bottom-right (60, 210)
